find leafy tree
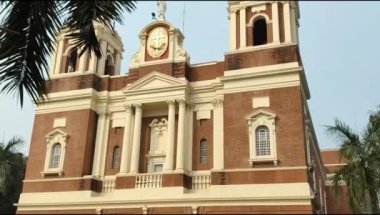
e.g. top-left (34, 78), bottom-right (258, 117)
top-left (0, 136), bottom-right (26, 214)
top-left (325, 108), bottom-right (380, 213)
top-left (0, 1), bottom-right (136, 107)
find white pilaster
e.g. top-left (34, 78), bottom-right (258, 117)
top-left (91, 111), bottom-right (108, 177)
top-left (229, 9), bottom-right (237, 50)
top-left (119, 105), bottom-right (133, 174)
top-left (88, 53), bottom-right (98, 73)
top-left (99, 111), bottom-right (111, 177)
top-left (97, 40), bottom-right (108, 75)
top-left (289, 2), bottom-right (298, 43)
top-left (239, 7), bottom-right (246, 48)
top-left (165, 100), bottom-right (176, 171)
top-left (186, 104), bottom-right (194, 171)
top-left (212, 99), bottom-right (224, 170)
top-left (53, 38), bottom-right (64, 75)
top-left (176, 100), bottom-right (186, 171)
top-left (271, 2), bottom-right (280, 44)
top-left (129, 104), bottom-right (143, 173)
top-left (78, 49), bottom-right (89, 73)
top-left (283, 2), bottom-right (292, 43)
top-left (114, 52), bottom-right (122, 75)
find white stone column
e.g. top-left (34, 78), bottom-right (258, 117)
top-left (164, 100), bottom-right (176, 171)
top-left (283, 2), bottom-right (292, 43)
top-left (53, 38), bottom-right (65, 75)
top-left (176, 100), bottom-right (186, 171)
top-left (88, 53), bottom-right (98, 73)
top-left (114, 52), bottom-right (122, 75)
top-left (271, 2), bottom-right (280, 44)
top-left (78, 49), bottom-right (89, 73)
top-left (186, 104), bottom-right (194, 171)
top-left (212, 99), bottom-right (224, 170)
top-left (289, 2), bottom-right (298, 43)
top-left (92, 111), bottom-right (108, 177)
top-left (239, 7), bottom-right (246, 48)
top-left (119, 104), bottom-right (133, 174)
top-left (99, 112), bottom-right (111, 177)
top-left (229, 9), bottom-right (237, 50)
top-left (129, 104), bottom-right (143, 173)
top-left (97, 40), bottom-right (108, 75)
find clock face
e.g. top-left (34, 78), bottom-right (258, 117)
top-left (147, 27), bottom-right (168, 58)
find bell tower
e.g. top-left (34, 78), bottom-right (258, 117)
top-left (50, 22), bottom-right (124, 77)
top-left (228, 1), bottom-right (300, 51)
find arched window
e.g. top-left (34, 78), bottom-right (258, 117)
top-left (253, 19), bottom-right (267, 46)
top-left (104, 55), bottom-right (115, 76)
top-left (66, 49), bottom-right (78, 73)
top-left (200, 138), bottom-right (208, 164)
top-left (255, 126), bottom-right (270, 156)
top-left (112, 146), bottom-right (120, 169)
top-left (49, 143), bottom-right (62, 168)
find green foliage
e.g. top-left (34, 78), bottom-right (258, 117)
top-left (0, 136), bottom-right (26, 214)
top-left (325, 108), bottom-right (380, 213)
top-left (0, 1), bottom-right (136, 107)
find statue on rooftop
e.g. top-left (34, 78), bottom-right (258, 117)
top-left (157, 1), bottom-right (166, 21)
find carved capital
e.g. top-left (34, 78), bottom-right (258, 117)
top-left (186, 102), bottom-right (194, 110)
top-left (212, 99), bottom-right (224, 108)
top-left (97, 111), bottom-right (109, 118)
top-left (177, 99), bottom-right (186, 106)
top-left (166, 100), bottom-right (176, 106)
top-left (125, 104), bottom-right (133, 112)
top-left (133, 103), bottom-right (142, 110)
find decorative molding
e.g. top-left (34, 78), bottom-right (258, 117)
top-left (42, 129), bottom-right (69, 178)
top-left (247, 109), bottom-right (278, 166)
top-left (212, 99), bottom-right (224, 108)
top-left (17, 183), bottom-right (313, 211)
top-left (166, 100), bottom-right (176, 106)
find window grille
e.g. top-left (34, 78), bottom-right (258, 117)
top-left (49, 143), bottom-right (61, 168)
top-left (255, 126), bottom-right (271, 156)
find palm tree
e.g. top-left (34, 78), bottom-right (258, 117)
top-left (0, 136), bottom-right (26, 214)
top-left (0, 1), bottom-right (136, 107)
top-left (325, 109), bottom-right (380, 213)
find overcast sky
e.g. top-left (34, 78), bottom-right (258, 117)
top-left (0, 1), bottom-right (379, 155)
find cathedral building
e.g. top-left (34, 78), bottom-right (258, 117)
top-left (17, 1), bottom-right (349, 214)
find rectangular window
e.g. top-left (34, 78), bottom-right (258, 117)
top-left (153, 163), bottom-right (163, 173)
top-left (200, 139), bottom-right (208, 164)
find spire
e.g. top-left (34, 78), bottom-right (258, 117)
top-left (157, 1), bottom-right (167, 21)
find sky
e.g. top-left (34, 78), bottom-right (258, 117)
top-left (0, 1), bottom-right (379, 155)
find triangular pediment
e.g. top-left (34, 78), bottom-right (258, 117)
top-left (123, 72), bottom-right (186, 92)
top-left (246, 109), bottom-right (276, 120)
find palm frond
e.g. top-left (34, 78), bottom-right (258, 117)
top-left (3, 136), bottom-right (24, 153)
top-left (63, 0), bottom-right (136, 58)
top-left (0, 1), bottom-right (61, 107)
top-left (324, 119), bottom-right (363, 162)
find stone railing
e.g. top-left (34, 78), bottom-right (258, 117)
top-left (192, 174), bottom-right (211, 190)
top-left (135, 173), bottom-right (162, 188)
top-left (102, 178), bottom-right (116, 193)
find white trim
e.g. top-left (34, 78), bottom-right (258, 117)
top-left (239, 7), bottom-right (247, 48)
top-left (225, 42), bottom-right (298, 55)
top-left (324, 163), bottom-right (347, 167)
top-left (229, 10), bottom-right (237, 50)
top-left (247, 13), bottom-right (271, 27)
top-left (247, 109), bottom-right (278, 166)
top-left (271, 2), bottom-right (280, 44)
top-left (17, 183), bottom-right (312, 211)
top-left (212, 99), bottom-right (224, 170)
top-left (283, 2), bottom-right (292, 43)
top-left (191, 61), bottom-right (219, 68)
top-left (42, 129), bottom-right (68, 177)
